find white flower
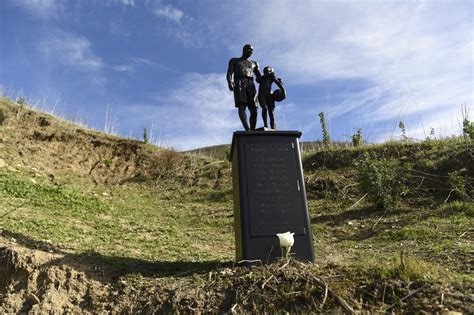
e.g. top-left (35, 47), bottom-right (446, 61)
top-left (277, 232), bottom-right (295, 247)
top-left (276, 231), bottom-right (295, 257)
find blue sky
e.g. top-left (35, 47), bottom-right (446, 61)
top-left (0, 0), bottom-right (472, 150)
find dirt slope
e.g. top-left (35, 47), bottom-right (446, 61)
top-left (0, 98), bottom-right (190, 185)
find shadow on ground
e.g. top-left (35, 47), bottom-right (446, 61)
top-left (1, 229), bottom-right (231, 283)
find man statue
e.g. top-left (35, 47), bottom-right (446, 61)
top-left (227, 44), bottom-right (262, 131)
top-left (257, 66), bottom-right (286, 129)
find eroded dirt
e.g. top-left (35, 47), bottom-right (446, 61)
top-left (0, 104), bottom-right (195, 186)
top-left (1, 237), bottom-right (472, 314)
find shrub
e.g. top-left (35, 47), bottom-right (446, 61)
top-left (318, 112), bottom-right (330, 146)
top-left (399, 121), bottom-right (407, 141)
top-left (143, 128), bottom-right (148, 144)
top-left (463, 118), bottom-right (474, 140)
top-left (351, 128), bottom-right (364, 147)
top-left (356, 152), bottom-right (405, 210)
top-left (447, 170), bottom-right (470, 201)
top-left (155, 149), bottom-right (185, 180)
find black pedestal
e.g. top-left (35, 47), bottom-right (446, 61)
top-left (231, 131), bottom-right (314, 264)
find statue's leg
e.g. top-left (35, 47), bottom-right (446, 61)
top-left (249, 106), bottom-right (257, 130)
top-left (259, 95), bottom-right (268, 127)
top-left (262, 107), bottom-right (268, 128)
top-left (269, 108), bottom-right (276, 129)
top-left (238, 105), bottom-right (250, 131)
top-left (248, 83), bottom-right (257, 130)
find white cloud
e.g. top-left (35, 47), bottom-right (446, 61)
top-left (14, 0), bottom-right (59, 18)
top-left (112, 58), bottom-right (180, 75)
top-left (149, 2), bottom-right (203, 47)
top-left (39, 30), bottom-right (104, 71)
top-left (118, 73), bottom-right (238, 150)
top-left (118, 0), bottom-right (135, 6)
top-left (153, 4), bottom-right (184, 23)
top-left (112, 64), bottom-right (135, 73)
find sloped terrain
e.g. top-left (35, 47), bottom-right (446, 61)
top-left (0, 96), bottom-right (472, 313)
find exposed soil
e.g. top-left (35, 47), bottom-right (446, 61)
top-left (1, 238), bottom-right (472, 314)
top-left (0, 102), bottom-right (196, 186)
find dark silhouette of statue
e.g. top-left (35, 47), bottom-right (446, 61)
top-left (227, 44), bottom-right (262, 131)
top-left (257, 66), bottom-right (286, 129)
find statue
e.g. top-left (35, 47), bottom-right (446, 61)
top-left (227, 44), bottom-right (262, 131)
top-left (257, 66), bottom-right (286, 129)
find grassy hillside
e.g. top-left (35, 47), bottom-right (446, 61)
top-left (0, 96), bottom-right (472, 313)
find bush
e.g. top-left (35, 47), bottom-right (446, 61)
top-left (143, 128), bottom-right (148, 144)
top-left (318, 112), bottom-right (330, 146)
top-left (356, 152), bottom-right (405, 210)
top-left (447, 170), bottom-right (470, 201)
top-left (155, 148), bottom-right (185, 180)
top-left (463, 118), bottom-right (474, 140)
top-left (351, 128), bottom-right (364, 147)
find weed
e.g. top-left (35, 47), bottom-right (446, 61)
top-left (143, 128), bottom-right (148, 144)
top-left (17, 96), bottom-right (27, 106)
top-left (356, 152), bottom-right (405, 210)
top-left (351, 128), bottom-right (364, 147)
top-left (429, 127), bottom-right (435, 139)
top-left (399, 121), bottom-right (407, 142)
top-left (155, 148), bottom-right (186, 180)
top-left (318, 112), bottom-right (330, 146)
top-left (447, 170), bottom-right (470, 201)
top-left (102, 159), bottom-right (113, 168)
top-left (462, 108), bottom-right (474, 140)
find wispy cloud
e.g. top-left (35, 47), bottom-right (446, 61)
top-left (118, 72), bottom-right (237, 150)
top-left (153, 4), bottom-right (184, 23)
top-left (38, 30), bottom-right (104, 71)
top-left (149, 2), bottom-right (202, 47)
top-left (112, 64), bottom-right (135, 73)
top-left (14, 0), bottom-right (60, 19)
top-left (112, 57), bottom-right (180, 75)
top-left (117, 0), bottom-right (135, 6)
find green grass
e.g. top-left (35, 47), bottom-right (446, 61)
top-left (0, 168), bottom-right (234, 262)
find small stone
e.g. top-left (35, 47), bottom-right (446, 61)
top-left (102, 192), bottom-right (109, 196)
top-left (0, 158), bottom-right (5, 168)
top-left (30, 178), bottom-right (37, 184)
top-left (347, 221), bottom-right (354, 225)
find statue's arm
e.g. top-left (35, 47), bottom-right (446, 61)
top-left (226, 59), bottom-right (235, 91)
top-left (253, 62), bottom-right (262, 81)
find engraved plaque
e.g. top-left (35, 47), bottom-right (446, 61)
top-left (231, 131), bottom-right (314, 264)
top-left (245, 143), bottom-right (306, 236)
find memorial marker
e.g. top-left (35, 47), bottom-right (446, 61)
top-left (231, 131), bottom-right (315, 264)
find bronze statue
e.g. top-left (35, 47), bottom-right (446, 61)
top-left (257, 66), bottom-right (286, 129)
top-left (227, 44), bottom-right (262, 131)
